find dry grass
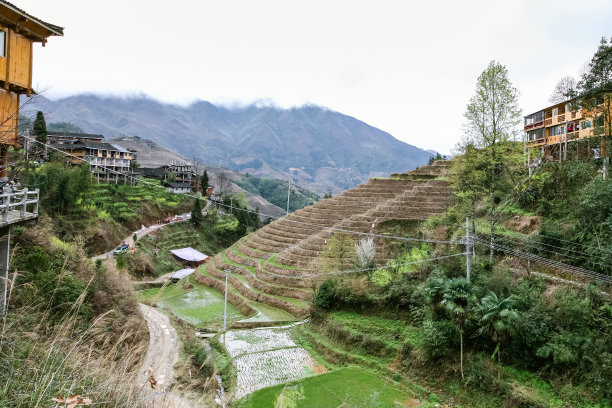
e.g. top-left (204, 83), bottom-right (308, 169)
top-left (0, 280), bottom-right (151, 408)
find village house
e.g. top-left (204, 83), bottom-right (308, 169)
top-left (47, 131), bottom-right (141, 184)
top-left (524, 91), bottom-right (612, 171)
top-left (136, 162), bottom-right (198, 193)
top-left (0, 0), bottom-right (62, 313)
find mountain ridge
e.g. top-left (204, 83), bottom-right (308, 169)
top-left (34, 94), bottom-right (435, 195)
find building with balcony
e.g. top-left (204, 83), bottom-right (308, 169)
top-left (0, 1), bottom-right (62, 314)
top-left (524, 92), bottom-right (611, 169)
top-left (48, 132), bottom-right (140, 184)
top-left (136, 163), bottom-right (197, 192)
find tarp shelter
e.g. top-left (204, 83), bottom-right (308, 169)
top-left (170, 247), bottom-right (208, 265)
top-left (171, 268), bottom-right (194, 282)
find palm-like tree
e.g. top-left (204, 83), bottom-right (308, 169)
top-left (440, 278), bottom-right (474, 380)
top-left (478, 291), bottom-right (520, 365)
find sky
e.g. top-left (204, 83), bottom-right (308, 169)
top-left (22, 0), bottom-right (612, 155)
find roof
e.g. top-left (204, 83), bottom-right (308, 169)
top-left (0, 1), bottom-right (64, 40)
top-left (171, 268), bottom-right (195, 280)
top-left (165, 182), bottom-right (191, 189)
top-left (110, 143), bottom-right (130, 153)
top-left (47, 131), bottom-right (104, 140)
top-left (170, 247), bottom-right (208, 262)
top-left (58, 140), bottom-right (132, 152)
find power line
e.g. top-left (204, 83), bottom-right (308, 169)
top-left (489, 232), bottom-right (612, 270)
top-left (472, 235), bottom-right (612, 284)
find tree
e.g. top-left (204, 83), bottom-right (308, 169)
top-left (217, 171), bottom-right (230, 197)
top-left (319, 232), bottom-right (356, 272)
top-left (440, 278), bottom-right (474, 381)
top-left (462, 61), bottom-right (522, 149)
top-left (201, 170), bottom-right (209, 194)
top-left (478, 292), bottom-right (520, 365)
top-left (191, 197), bottom-right (203, 226)
top-left (32, 110), bottom-right (48, 160)
top-left (354, 237), bottom-right (376, 269)
top-left (549, 76), bottom-right (577, 104)
top-left (462, 61), bottom-right (522, 261)
top-left (575, 36), bottom-right (612, 175)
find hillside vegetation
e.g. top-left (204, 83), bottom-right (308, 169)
top-left (1, 220), bottom-right (148, 407)
top-left (306, 143), bottom-right (612, 407)
top-left (23, 159), bottom-right (190, 253)
top-left (233, 173), bottom-right (320, 213)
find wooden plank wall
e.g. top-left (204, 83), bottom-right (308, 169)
top-left (0, 29), bottom-right (32, 90)
top-left (0, 88), bottom-right (18, 145)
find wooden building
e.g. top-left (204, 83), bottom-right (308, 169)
top-left (0, 2), bottom-right (62, 314)
top-left (524, 92), bottom-right (612, 169)
top-left (49, 132), bottom-right (140, 184)
top-left (136, 163), bottom-right (197, 191)
top-left (0, 1), bottom-right (62, 181)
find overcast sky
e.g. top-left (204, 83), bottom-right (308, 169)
top-left (23, 0), bottom-right (612, 154)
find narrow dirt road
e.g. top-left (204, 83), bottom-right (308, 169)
top-left (138, 304), bottom-right (195, 408)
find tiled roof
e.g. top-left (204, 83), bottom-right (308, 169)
top-left (47, 131), bottom-right (103, 140)
top-left (0, 1), bottom-right (63, 38)
top-left (165, 182), bottom-right (191, 189)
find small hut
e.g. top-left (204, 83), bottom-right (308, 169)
top-left (170, 247), bottom-right (208, 267)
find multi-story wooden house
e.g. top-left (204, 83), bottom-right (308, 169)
top-left (0, 1), bottom-right (62, 182)
top-left (49, 132), bottom-right (139, 184)
top-left (524, 92), bottom-right (611, 169)
top-left (0, 1), bottom-right (62, 313)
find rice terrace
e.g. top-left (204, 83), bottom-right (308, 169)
top-left (1, 1), bottom-right (611, 408)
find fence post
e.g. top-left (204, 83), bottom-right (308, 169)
top-left (20, 188), bottom-right (28, 217)
top-left (3, 194), bottom-right (10, 223)
top-left (34, 189), bottom-right (39, 215)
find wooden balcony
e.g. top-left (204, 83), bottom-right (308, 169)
top-left (0, 188), bottom-right (39, 227)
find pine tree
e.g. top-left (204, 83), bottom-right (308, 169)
top-left (201, 170), bottom-right (209, 194)
top-left (32, 111), bottom-right (48, 160)
top-left (191, 198), bottom-right (203, 226)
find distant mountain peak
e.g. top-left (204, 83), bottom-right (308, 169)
top-left (35, 94), bottom-right (435, 195)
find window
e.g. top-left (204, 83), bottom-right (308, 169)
top-left (549, 125), bottom-right (564, 136)
top-left (581, 120), bottom-right (592, 129)
top-left (0, 30), bottom-right (5, 58)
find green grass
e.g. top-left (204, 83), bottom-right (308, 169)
top-left (235, 367), bottom-right (420, 408)
top-left (137, 275), bottom-right (243, 327)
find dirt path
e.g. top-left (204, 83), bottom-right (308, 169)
top-left (92, 215), bottom-right (189, 261)
top-left (138, 304), bottom-right (195, 408)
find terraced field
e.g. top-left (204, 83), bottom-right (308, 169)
top-left (194, 160), bottom-right (453, 322)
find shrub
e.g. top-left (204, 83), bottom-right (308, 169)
top-left (314, 280), bottom-right (332, 310)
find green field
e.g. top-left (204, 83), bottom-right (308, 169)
top-left (235, 367), bottom-right (421, 408)
top-left (137, 275), bottom-right (244, 326)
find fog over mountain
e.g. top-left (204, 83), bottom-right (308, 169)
top-left (35, 94), bottom-right (436, 194)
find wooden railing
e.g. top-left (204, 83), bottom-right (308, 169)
top-left (0, 188), bottom-right (39, 223)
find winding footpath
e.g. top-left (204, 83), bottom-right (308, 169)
top-left (137, 304), bottom-right (195, 408)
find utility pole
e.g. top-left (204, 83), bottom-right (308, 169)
top-left (230, 197), bottom-right (233, 215)
top-left (223, 269), bottom-right (229, 332)
top-left (465, 217), bottom-right (471, 282)
top-left (286, 180), bottom-right (291, 215)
